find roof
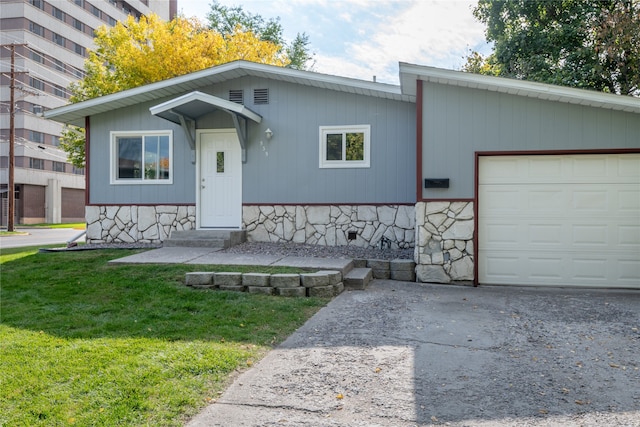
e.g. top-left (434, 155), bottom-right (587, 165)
top-left (149, 91), bottom-right (262, 124)
top-left (399, 62), bottom-right (640, 115)
top-left (45, 61), bottom-right (414, 127)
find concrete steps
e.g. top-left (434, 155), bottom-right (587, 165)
top-left (164, 230), bottom-right (246, 249)
top-left (343, 267), bottom-right (374, 290)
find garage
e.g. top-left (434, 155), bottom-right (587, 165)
top-left (478, 153), bottom-right (640, 288)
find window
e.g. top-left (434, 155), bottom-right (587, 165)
top-left (72, 18), bottom-right (84, 31)
top-left (29, 158), bottom-right (45, 170)
top-left (74, 43), bottom-right (85, 56)
top-left (29, 0), bottom-right (44, 10)
top-left (53, 84), bottom-right (66, 98)
top-left (29, 77), bottom-right (44, 91)
top-left (91, 4), bottom-right (101, 18)
top-left (111, 131), bottom-right (172, 184)
top-left (74, 0), bottom-right (84, 6)
top-left (319, 125), bottom-right (370, 168)
top-left (53, 161), bottom-right (66, 172)
top-left (52, 32), bottom-right (65, 46)
top-left (51, 135), bottom-right (60, 146)
top-left (53, 58), bottom-right (65, 72)
top-left (52, 7), bottom-right (65, 21)
top-left (29, 131), bottom-right (44, 143)
top-left (30, 50), bottom-right (44, 63)
top-left (29, 22), bottom-right (45, 37)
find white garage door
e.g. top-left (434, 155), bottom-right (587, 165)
top-left (478, 154), bottom-right (640, 288)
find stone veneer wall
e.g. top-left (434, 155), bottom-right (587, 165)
top-left (85, 205), bottom-right (196, 244)
top-left (414, 201), bottom-right (474, 284)
top-left (243, 205), bottom-right (415, 249)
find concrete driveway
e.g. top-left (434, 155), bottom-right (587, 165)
top-left (188, 280), bottom-right (640, 427)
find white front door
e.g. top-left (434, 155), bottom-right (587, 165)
top-left (198, 130), bottom-right (242, 228)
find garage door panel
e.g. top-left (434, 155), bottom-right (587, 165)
top-left (479, 154), bottom-right (640, 288)
top-left (618, 225), bottom-right (640, 247)
top-left (572, 224), bottom-right (609, 247)
top-left (482, 254), bottom-right (521, 280)
top-left (618, 188), bottom-right (640, 213)
top-left (528, 257), bottom-right (564, 280)
top-left (529, 224), bottom-right (564, 245)
top-left (619, 260), bottom-right (640, 283)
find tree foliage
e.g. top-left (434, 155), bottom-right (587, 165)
top-left (70, 13), bottom-right (288, 102)
top-left (466, 0), bottom-right (639, 96)
top-left (62, 10), bottom-right (308, 166)
top-left (206, 1), bottom-right (314, 70)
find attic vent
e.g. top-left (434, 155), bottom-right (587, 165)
top-left (229, 89), bottom-right (244, 104)
top-left (253, 88), bottom-right (269, 105)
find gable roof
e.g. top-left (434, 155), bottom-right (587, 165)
top-left (149, 91), bottom-right (262, 124)
top-left (399, 62), bottom-right (640, 115)
top-left (45, 60), bottom-right (414, 127)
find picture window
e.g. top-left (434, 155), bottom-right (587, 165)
top-left (111, 131), bottom-right (172, 184)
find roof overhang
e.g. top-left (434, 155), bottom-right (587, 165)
top-left (399, 62), bottom-right (640, 114)
top-left (149, 91), bottom-right (262, 124)
top-left (44, 60), bottom-right (413, 128)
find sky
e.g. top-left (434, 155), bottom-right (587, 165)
top-left (177, 0), bottom-right (491, 85)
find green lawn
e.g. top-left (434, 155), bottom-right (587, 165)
top-left (0, 247), bottom-right (328, 426)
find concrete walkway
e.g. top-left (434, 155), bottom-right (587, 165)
top-left (187, 281), bottom-right (640, 427)
top-left (109, 246), bottom-right (354, 272)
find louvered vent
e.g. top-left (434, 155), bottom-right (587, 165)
top-left (253, 88), bottom-right (269, 105)
top-left (229, 89), bottom-right (244, 104)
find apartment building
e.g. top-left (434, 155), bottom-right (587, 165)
top-left (0, 0), bottom-right (177, 224)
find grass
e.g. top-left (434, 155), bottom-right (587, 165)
top-left (0, 247), bottom-right (329, 426)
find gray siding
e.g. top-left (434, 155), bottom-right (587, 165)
top-left (421, 82), bottom-right (640, 199)
top-left (89, 102), bottom-right (195, 204)
top-left (199, 76), bottom-right (416, 204)
top-left (89, 76), bottom-right (416, 205)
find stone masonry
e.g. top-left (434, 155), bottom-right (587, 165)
top-left (243, 205), bottom-right (415, 249)
top-left (85, 205), bottom-right (195, 244)
top-left (414, 201), bottom-right (474, 284)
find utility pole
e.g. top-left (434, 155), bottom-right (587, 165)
top-left (7, 43), bottom-right (16, 232)
top-left (2, 43), bottom-right (28, 231)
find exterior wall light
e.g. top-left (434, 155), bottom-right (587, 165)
top-left (264, 128), bottom-right (273, 140)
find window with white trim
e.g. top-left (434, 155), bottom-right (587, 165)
top-left (319, 125), bottom-right (370, 168)
top-left (111, 131), bottom-right (172, 184)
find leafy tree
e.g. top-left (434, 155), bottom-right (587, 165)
top-left (70, 14), bottom-right (287, 102)
top-left (59, 125), bottom-right (85, 169)
top-left (466, 0), bottom-right (639, 96)
top-left (206, 1), bottom-right (314, 70)
top-left (62, 13), bottom-right (295, 165)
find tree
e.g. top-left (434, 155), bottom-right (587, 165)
top-left (467, 0), bottom-right (639, 96)
top-left (62, 13), bottom-right (296, 166)
top-left (70, 13), bottom-right (287, 102)
top-left (206, 1), bottom-right (314, 70)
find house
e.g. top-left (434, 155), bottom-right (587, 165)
top-left (45, 61), bottom-right (640, 289)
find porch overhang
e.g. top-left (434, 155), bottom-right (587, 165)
top-left (150, 91), bottom-right (262, 163)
